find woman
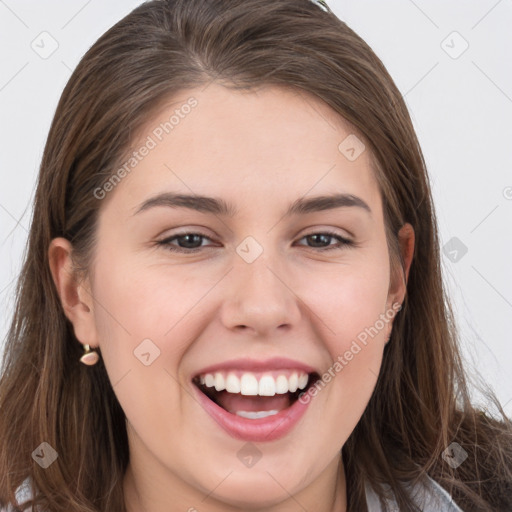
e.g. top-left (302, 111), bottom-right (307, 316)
top-left (0, 0), bottom-right (510, 510)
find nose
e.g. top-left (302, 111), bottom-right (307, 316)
top-left (219, 250), bottom-right (302, 337)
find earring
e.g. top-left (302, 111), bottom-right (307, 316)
top-left (80, 344), bottom-right (99, 366)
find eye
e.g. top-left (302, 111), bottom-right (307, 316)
top-left (157, 230), bottom-right (354, 253)
top-left (295, 231), bottom-right (354, 251)
top-left (157, 232), bottom-right (214, 252)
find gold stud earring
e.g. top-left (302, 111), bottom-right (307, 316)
top-left (80, 344), bottom-right (99, 366)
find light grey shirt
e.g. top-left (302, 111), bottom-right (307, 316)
top-left (364, 474), bottom-right (464, 511)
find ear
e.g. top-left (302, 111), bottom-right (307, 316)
top-left (385, 223), bottom-right (415, 339)
top-left (48, 237), bottom-right (98, 348)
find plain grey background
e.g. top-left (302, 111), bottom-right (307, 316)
top-left (0, 0), bottom-right (511, 413)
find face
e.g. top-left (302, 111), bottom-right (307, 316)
top-left (52, 84), bottom-right (411, 510)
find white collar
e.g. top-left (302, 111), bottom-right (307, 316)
top-left (364, 474), bottom-right (464, 511)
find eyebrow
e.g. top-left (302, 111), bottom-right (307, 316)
top-left (133, 192), bottom-right (372, 217)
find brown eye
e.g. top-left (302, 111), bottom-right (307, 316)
top-left (158, 232), bottom-right (213, 252)
top-left (296, 231), bottom-right (354, 251)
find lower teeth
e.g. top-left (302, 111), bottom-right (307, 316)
top-left (235, 410), bottom-right (279, 419)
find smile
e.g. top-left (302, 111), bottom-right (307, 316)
top-left (192, 359), bottom-right (320, 442)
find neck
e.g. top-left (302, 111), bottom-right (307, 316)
top-left (123, 453), bottom-right (347, 512)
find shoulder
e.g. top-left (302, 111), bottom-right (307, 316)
top-left (365, 474), bottom-right (464, 512)
top-left (1, 478), bottom-right (37, 512)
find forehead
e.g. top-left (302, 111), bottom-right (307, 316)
top-left (104, 83), bottom-right (381, 217)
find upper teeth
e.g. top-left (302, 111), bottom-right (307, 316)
top-left (198, 371), bottom-right (309, 396)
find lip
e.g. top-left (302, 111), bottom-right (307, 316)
top-left (192, 382), bottom-right (312, 442)
top-left (191, 358), bottom-right (317, 442)
top-left (193, 357), bottom-right (317, 377)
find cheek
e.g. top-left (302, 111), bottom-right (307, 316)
top-left (91, 252), bottom-right (209, 350)
top-left (301, 256), bottom-right (391, 346)
top-left (88, 258), bottom-right (200, 445)
top-left (297, 257), bottom-right (391, 428)
top-left (89, 251), bottom-right (219, 407)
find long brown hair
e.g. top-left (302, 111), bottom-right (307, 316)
top-left (1, 1), bottom-right (511, 510)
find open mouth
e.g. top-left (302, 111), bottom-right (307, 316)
top-left (192, 370), bottom-right (320, 419)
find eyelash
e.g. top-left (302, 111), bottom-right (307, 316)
top-left (156, 230), bottom-right (355, 253)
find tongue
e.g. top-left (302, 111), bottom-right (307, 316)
top-left (216, 391), bottom-right (291, 415)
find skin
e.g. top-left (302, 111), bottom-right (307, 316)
top-left (49, 83), bottom-right (414, 512)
